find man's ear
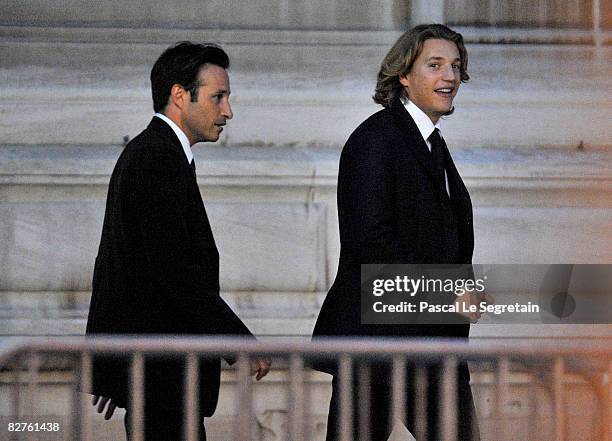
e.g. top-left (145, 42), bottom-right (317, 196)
top-left (399, 74), bottom-right (411, 100)
top-left (169, 84), bottom-right (188, 110)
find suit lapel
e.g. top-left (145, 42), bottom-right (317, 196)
top-left (147, 117), bottom-right (193, 168)
top-left (147, 117), bottom-right (198, 185)
top-left (390, 100), bottom-right (449, 201)
top-left (443, 143), bottom-right (463, 198)
top-left (147, 117), bottom-right (183, 153)
top-left (146, 117), bottom-right (218, 250)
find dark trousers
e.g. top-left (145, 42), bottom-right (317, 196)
top-left (125, 407), bottom-right (206, 441)
top-left (325, 362), bottom-right (479, 441)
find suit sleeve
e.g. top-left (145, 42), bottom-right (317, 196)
top-left (127, 151), bottom-right (254, 338)
top-left (337, 129), bottom-right (417, 264)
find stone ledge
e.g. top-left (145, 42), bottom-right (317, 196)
top-left (2, 88), bottom-right (611, 107)
top-left (0, 144), bottom-right (610, 182)
top-left (2, 25), bottom-right (611, 46)
top-left (2, 291), bottom-right (612, 339)
top-left (0, 291), bottom-right (325, 320)
top-left (0, 95), bottom-right (609, 148)
top-left (0, 26), bottom-right (400, 45)
top-left (0, 291), bottom-right (324, 338)
top-left (454, 26), bottom-right (612, 45)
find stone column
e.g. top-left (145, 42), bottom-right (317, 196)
top-left (410, 0), bottom-right (445, 26)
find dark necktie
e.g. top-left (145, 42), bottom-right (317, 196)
top-left (190, 159), bottom-right (196, 177)
top-left (428, 128), bottom-right (447, 196)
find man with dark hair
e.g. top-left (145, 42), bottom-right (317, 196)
top-left (86, 41), bottom-right (270, 441)
top-left (313, 24), bottom-right (482, 440)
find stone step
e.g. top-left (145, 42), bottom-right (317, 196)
top-left (3, 289), bottom-right (612, 339)
top-left (1, 25), bottom-right (611, 148)
top-left (2, 26), bottom-right (611, 62)
top-left (0, 290), bottom-right (323, 338)
top-left (0, 83), bottom-right (610, 148)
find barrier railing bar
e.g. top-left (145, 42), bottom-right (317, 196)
top-left (357, 362), bottom-right (371, 441)
top-left (0, 337), bottom-right (610, 441)
top-left (338, 354), bottom-right (353, 441)
top-left (414, 364), bottom-right (428, 441)
top-left (69, 353), bottom-right (79, 441)
top-left (8, 337), bottom-right (611, 359)
top-left (528, 372), bottom-right (539, 441)
top-left (606, 360), bottom-right (611, 441)
top-left (302, 361), bottom-right (312, 441)
top-left (288, 353), bottom-right (305, 441)
top-left (440, 356), bottom-right (457, 441)
top-left (496, 357), bottom-right (510, 441)
top-left (236, 353), bottom-right (252, 441)
top-left (391, 355), bottom-right (406, 435)
top-left (183, 353), bottom-right (199, 441)
top-left (11, 355), bottom-right (21, 441)
top-left (79, 352), bottom-right (93, 441)
top-left (594, 0), bottom-right (602, 49)
top-left (25, 352), bottom-right (39, 441)
top-left (129, 352), bottom-right (145, 441)
top-left (553, 356), bottom-right (566, 441)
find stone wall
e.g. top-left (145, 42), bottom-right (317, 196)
top-left (1, 144), bottom-right (611, 440)
top-left (1, 143), bottom-right (612, 338)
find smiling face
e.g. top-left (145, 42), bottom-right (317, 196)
top-left (399, 38), bottom-right (462, 124)
top-left (180, 64), bottom-right (233, 144)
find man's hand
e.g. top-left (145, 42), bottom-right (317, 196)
top-left (250, 357), bottom-right (271, 381)
top-left (92, 395), bottom-right (117, 420)
top-left (454, 291), bottom-right (493, 323)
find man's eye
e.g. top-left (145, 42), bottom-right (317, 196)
top-left (452, 64), bottom-right (460, 70)
top-left (429, 64), bottom-right (439, 69)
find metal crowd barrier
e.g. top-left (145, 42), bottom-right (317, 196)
top-left (0, 337), bottom-right (611, 441)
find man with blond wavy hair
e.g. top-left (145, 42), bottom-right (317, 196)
top-left (313, 24), bottom-right (481, 441)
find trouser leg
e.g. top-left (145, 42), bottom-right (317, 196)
top-left (325, 361), bottom-right (479, 441)
top-left (125, 407), bottom-right (207, 441)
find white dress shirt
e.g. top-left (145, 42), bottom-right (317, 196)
top-left (154, 113), bottom-right (193, 164)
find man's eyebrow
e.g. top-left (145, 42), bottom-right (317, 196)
top-left (426, 56), bottom-right (461, 63)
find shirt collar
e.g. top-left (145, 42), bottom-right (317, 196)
top-left (404, 100), bottom-right (442, 143)
top-left (154, 113), bottom-right (193, 164)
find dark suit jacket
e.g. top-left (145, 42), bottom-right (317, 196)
top-left (313, 100), bottom-right (474, 349)
top-left (86, 117), bottom-right (253, 416)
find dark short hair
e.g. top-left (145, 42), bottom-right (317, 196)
top-left (150, 41), bottom-right (230, 113)
top-left (373, 24), bottom-right (469, 109)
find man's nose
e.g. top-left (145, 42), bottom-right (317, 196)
top-left (223, 101), bottom-right (233, 120)
top-left (441, 65), bottom-right (457, 81)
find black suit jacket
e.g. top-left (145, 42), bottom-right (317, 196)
top-left (86, 117), bottom-right (253, 415)
top-left (313, 100), bottom-right (474, 346)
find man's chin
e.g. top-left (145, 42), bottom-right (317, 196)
top-left (200, 134), bottom-right (220, 143)
top-left (442, 105), bottom-right (455, 116)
